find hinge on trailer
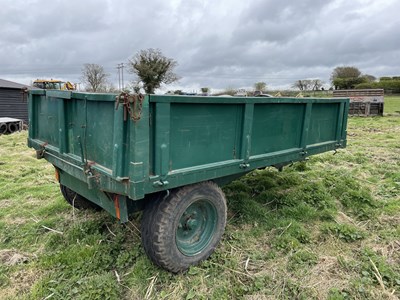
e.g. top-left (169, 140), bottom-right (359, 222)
top-left (36, 149), bottom-right (45, 159)
top-left (77, 135), bottom-right (95, 179)
top-left (333, 143), bottom-right (342, 155)
top-left (36, 142), bottom-right (48, 159)
top-left (115, 93), bottom-right (144, 122)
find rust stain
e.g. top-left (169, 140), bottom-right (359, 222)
top-left (113, 195), bottom-right (121, 220)
top-left (86, 160), bottom-right (97, 166)
top-left (54, 168), bottom-right (60, 182)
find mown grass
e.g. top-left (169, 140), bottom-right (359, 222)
top-left (384, 95), bottom-right (400, 115)
top-left (0, 114), bottom-right (399, 299)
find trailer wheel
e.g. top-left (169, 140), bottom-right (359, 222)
top-left (0, 123), bottom-right (7, 134)
top-left (60, 184), bottom-right (101, 210)
top-left (141, 181), bottom-right (227, 273)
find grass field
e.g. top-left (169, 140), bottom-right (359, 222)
top-left (0, 110), bottom-right (399, 299)
top-left (384, 96), bottom-right (400, 115)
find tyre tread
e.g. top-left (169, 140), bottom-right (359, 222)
top-left (141, 181), bottom-right (226, 273)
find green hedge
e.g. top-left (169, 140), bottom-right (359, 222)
top-left (355, 79), bottom-right (400, 93)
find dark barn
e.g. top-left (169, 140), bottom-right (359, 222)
top-left (0, 79), bottom-right (31, 123)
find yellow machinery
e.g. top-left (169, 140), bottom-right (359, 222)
top-left (33, 79), bottom-right (76, 90)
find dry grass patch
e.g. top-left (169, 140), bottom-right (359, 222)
top-left (0, 268), bottom-right (43, 299)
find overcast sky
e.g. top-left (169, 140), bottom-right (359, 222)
top-left (1, 0), bottom-right (399, 92)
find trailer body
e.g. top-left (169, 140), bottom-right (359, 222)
top-left (28, 90), bottom-right (348, 221)
top-left (28, 90), bottom-right (349, 272)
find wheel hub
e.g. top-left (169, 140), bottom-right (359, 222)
top-left (175, 199), bottom-right (217, 256)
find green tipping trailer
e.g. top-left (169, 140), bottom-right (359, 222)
top-left (28, 90), bottom-right (349, 272)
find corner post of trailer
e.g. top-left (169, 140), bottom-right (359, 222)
top-left (128, 95), bottom-right (150, 200)
top-left (239, 103), bottom-right (254, 169)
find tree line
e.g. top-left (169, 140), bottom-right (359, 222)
top-left (81, 51), bottom-right (399, 94)
top-left (330, 66), bottom-right (400, 92)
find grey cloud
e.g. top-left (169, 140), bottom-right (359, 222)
top-left (0, 0), bottom-right (399, 90)
top-left (235, 0), bottom-right (334, 43)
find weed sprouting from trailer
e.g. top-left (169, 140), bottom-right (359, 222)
top-left (1, 103), bottom-right (400, 299)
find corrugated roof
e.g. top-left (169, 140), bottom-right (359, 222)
top-left (0, 78), bottom-right (31, 89)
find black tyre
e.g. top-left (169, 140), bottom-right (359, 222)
top-left (0, 123), bottom-right (7, 134)
top-left (7, 122), bottom-right (18, 134)
top-left (141, 181), bottom-right (227, 273)
top-left (60, 184), bottom-right (101, 210)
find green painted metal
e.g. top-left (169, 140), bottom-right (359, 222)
top-left (28, 90), bottom-right (349, 222)
top-left (176, 199), bottom-right (218, 256)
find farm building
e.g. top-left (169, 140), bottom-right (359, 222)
top-left (333, 89), bottom-right (384, 116)
top-left (0, 78), bottom-right (31, 123)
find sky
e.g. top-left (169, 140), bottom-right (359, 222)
top-left (0, 0), bottom-right (399, 93)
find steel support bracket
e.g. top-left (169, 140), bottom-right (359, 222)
top-left (153, 180), bottom-right (169, 187)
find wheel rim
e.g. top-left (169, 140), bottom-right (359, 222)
top-left (176, 199), bottom-right (218, 256)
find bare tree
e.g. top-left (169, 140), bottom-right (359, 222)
top-left (81, 64), bottom-right (109, 92)
top-left (128, 48), bottom-right (180, 94)
top-left (292, 80), bottom-right (313, 91)
top-left (254, 82), bottom-right (267, 92)
top-left (311, 79), bottom-right (324, 91)
top-left (292, 80), bottom-right (304, 91)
